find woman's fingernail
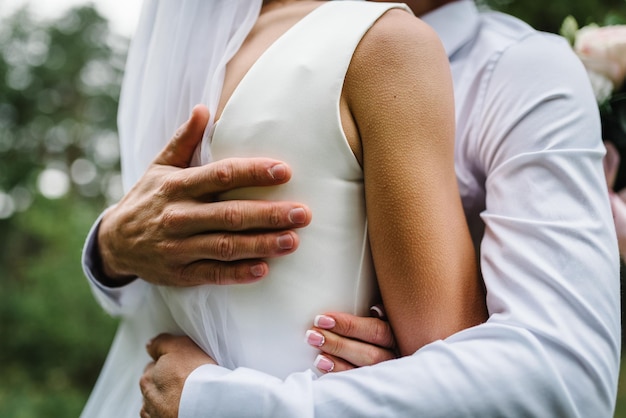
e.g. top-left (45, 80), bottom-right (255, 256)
top-left (369, 305), bottom-right (386, 319)
top-left (313, 315), bottom-right (336, 329)
top-left (305, 330), bottom-right (325, 347)
top-left (314, 354), bottom-right (335, 373)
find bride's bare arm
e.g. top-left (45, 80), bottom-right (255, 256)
top-left (344, 9), bottom-right (487, 356)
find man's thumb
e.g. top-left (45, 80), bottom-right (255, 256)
top-left (146, 333), bottom-right (175, 361)
top-left (153, 104), bottom-right (210, 168)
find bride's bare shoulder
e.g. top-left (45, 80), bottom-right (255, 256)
top-left (356, 7), bottom-right (444, 67)
top-left (344, 6), bottom-right (450, 104)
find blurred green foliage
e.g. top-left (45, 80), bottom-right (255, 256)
top-left (479, 0), bottom-right (626, 30)
top-left (1, 1), bottom-right (626, 417)
top-left (0, 5), bottom-right (124, 417)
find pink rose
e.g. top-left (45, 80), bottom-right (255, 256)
top-left (575, 25), bottom-right (626, 91)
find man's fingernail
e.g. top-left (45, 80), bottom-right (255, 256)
top-left (313, 315), bottom-right (336, 329)
top-left (270, 164), bottom-right (287, 180)
top-left (278, 233), bottom-right (294, 250)
top-left (314, 354), bottom-right (335, 373)
top-left (305, 330), bottom-right (325, 347)
top-left (288, 208), bottom-right (306, 224)
top-left (250, 263), bottom-right (266, 278)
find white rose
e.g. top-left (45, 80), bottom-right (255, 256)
top-left (575, 25), bottom-right (626, 90)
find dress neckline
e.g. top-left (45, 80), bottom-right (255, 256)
top-left (212, 1), bottom-right (329, 132)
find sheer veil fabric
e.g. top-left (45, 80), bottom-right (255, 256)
top-left (118, 0), bottom-right (263, 187)
top-left (116, 0), bottom-right (262, 366)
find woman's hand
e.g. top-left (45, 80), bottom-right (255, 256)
top-left (305, 308), bottom-right (397, 373)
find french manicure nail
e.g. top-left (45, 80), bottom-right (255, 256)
top-left (369, 305), bottom-right (385, 319)
top-left (270, 164), bottom-right (287, 180)
top-left (313, 315), bottom-right (336, 329)
top-left (314, 354), bottom-right (335, 373)
top-left (305, 330), bottom-right (325, 347)
top-left (288, 208), bottom-right (306, 224)
top-left (278, 233), bottom-right (294, 250)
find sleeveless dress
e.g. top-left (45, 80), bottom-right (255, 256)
top-left (81, 3), bottom-right (409, 417)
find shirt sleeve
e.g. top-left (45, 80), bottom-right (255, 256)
top-left (179, 325), bottom-right (581, 417)
top-left (177, 33), bottom-right (621, 418)
top-left (470, 32), bottom-right (621, 416)
top-left (81, 209), bottom-right (149, 316)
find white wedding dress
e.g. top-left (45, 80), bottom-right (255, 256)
top-left (81, 2), bottom-right (409, 417)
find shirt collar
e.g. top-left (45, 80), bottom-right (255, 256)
top-left (421, 0), bottom-right (480, 58)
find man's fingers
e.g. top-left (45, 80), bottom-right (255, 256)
top-left (139, 362), bottom-right (155, 418)
top-left (158, 230), bottom-right (303, 286)
top-left (314, 312), bottom-right (395, 349)
top-left (202, 200), bottom-right (311, 231)
top-left (145, 333), bottom-right (178, 361)
top-left (169, 231), bottom-right (299, 284)
top-left (138, 229), bottom-right (303, 286)
top-left (153, 104), bottom-right (210, 168)
top-left (139, 366), bottom-right (160, 418)
top-left (162, 200), bottom-right (311, 236)
top-left (143, 361), bottom-right (155, 375)
top-left (176, 259), bottom-right (270, 286)
top-left (180, 230), bottom-right (300, 261)
top-left (140, 405), bottom-right (149, 418)
top-left (149, 260), bottom-right (267, 287)
top-left (178, 157), bottom-right (294, 198)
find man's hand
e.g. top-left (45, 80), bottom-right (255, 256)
top-left (305, 308), bottom-right (397, 373)
top-left (97, 105), bottom-right (312, 286)
top-left (140, 334), bottom-right (214, 418)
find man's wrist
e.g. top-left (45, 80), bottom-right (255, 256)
top-left (93, 213), bottom-right (137, 287)
top-left (93, 242), bottom-right (137, 287)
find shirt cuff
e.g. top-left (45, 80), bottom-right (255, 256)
top-left (179, 365), bottom-right (318, 417)
top-left (82, 209), bottom-right (148, 316)
top-left (179, 365), bottom-right (235, 417)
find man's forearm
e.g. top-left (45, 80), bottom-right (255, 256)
top-left (179, 325), bottom-right (590, 417)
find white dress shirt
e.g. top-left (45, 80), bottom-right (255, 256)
top-left (82, 1), bottom-right (621, 416)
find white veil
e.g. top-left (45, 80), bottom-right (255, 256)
top-left (117, 0), bottom-right (263, 187)
top-left (116, 0), bottom-right (263, 366)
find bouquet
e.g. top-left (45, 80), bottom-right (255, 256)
top-left (562, 17), bottom-right (626, 256)
top-left (561, 17), bottom-right (626, 188)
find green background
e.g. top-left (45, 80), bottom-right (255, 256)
top-left (1, 1), bottom-right (625, 416)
